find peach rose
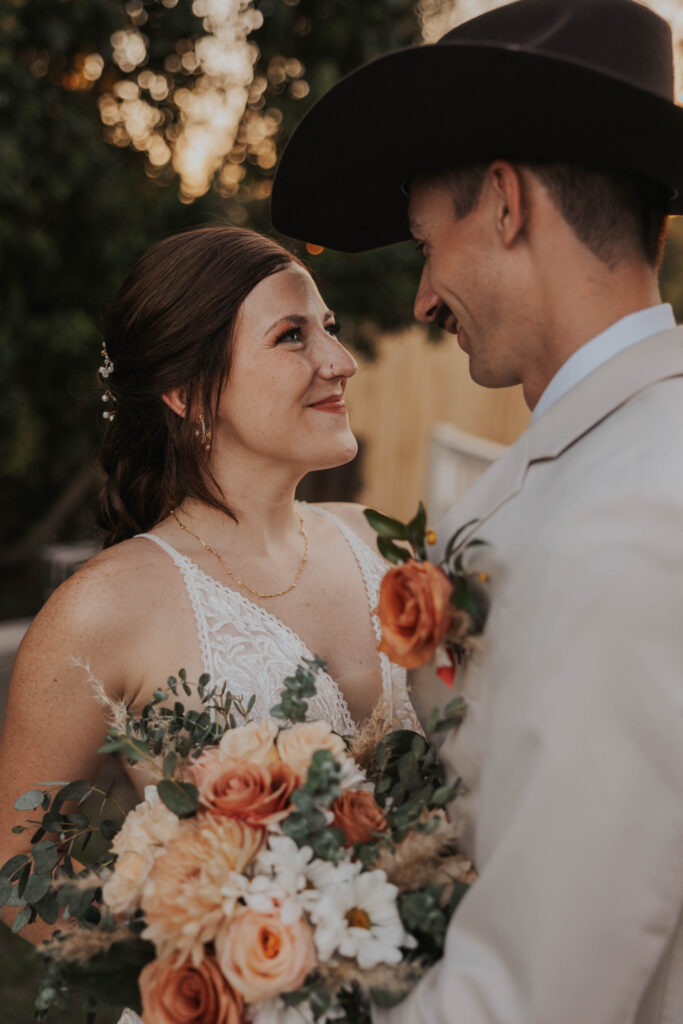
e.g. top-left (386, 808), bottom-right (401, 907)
top-left (190, 757), bottom-right (298, 828)
top-left (275, 721), bottom-right (347, 781)
top-left (215, 907), bottom-right (316, 1003)
top-left (217, 718), bottom-right (280, 766)
top-left (332, 790), bottom-right (388, 845)
top-left (376, 560), bottom-right (453, 668)
top-left (140, 953), bottom-right (242, 1024)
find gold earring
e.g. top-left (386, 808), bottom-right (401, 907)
top-left (194, 417), bottom-right (212, 452)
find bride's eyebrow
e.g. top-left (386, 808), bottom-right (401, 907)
top-left (267, 314), bottom-right (307, 332)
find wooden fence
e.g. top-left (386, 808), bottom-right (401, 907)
top-left (344, 326), bottom-right (530, 520)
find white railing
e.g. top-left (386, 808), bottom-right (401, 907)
top-left (427, 424), bottom-right (507, 524)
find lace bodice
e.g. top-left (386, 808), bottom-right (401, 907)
top-left (136, 504), bottom-right (418, 735)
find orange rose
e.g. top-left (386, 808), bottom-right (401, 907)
top-left (332, 789), bottom-right (388, 845)
top-left (139, 953), bottom-right (242, 1024)
top-left (215, 907), bottom-right (316, 1003)
top-left (190, 757), bottom-right (298, 828)
top-left (376, 560), bottom-right (453, 669)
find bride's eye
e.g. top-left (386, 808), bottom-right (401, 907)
top-left (325, 320), bottom-right (341, 337)
top-left (276, 327), bottom-right (303, 344)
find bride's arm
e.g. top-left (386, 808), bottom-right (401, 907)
top-left (0, 554), bottom-right (142, 945)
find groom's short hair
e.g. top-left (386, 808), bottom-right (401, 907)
top-left (420, 162), bottom-right (670, 270)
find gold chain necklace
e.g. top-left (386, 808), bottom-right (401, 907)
top-left (169, 508), bottom-right (309, 599)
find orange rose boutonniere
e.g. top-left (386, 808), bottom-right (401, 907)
top-left (366, 503), bottom-right (490, 687)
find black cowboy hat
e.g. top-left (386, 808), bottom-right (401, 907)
top-left (271, 0), bottom-right (683, 252)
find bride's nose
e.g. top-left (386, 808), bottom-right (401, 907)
top-left (318, 336), bottom-right (358, 380)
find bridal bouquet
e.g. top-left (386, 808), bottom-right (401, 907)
top-left (2, 659), bottom-right (474, 1023)
top-left (364, 503), bottom-right (490, 690)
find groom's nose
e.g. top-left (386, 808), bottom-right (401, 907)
top-left (413, 265), bottom-right (440, 324)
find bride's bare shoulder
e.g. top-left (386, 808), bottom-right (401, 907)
top-left (17, 537), bottom-right (174, 680)
top-left (50, 535), bottom-right (172, 614)
top-left (313, 501), bottom-right (381, 550)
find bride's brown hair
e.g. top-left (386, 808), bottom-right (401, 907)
top-left (96, 226), bottom-right (299, 547)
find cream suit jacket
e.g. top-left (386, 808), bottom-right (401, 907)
top-left (375, 327), bottom-right (683, 1024)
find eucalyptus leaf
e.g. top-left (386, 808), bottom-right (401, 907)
top-left (17, 862), bottom-right (31, 898)
top-left (0, 877), bottom-right (13, 904)
top-left (55, 780), bottom-right (91, 805)
top-left (14, 789), bottom-right (45, 811)
top-left (99, 734), bottom-right (150, 764)
top-left (32, 841), bottom-right (59, 875)
top-left (65, 813), bottom-right (88, 830)
top-left (157, 779), bottom-right (199, 818)
top-left (0, 853), bottom-right (30, 880)
top-left (431, 786), bottom-right (454, 806)
top-left (36, 890), bottom-right (59, 925)
top-left (11, 904), bottom-right (33, 933)
top-left (163, 752), bottom-right (177, 778)
top-left (23, 872), bottom-right (52, 904)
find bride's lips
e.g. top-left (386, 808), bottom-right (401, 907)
top-left (307, 393), bottom-right (347, 414)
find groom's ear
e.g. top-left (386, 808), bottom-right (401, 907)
top-left (488, 160), bottom-right (527, 249)
top-left (162, 386), bottom-right (188, 419)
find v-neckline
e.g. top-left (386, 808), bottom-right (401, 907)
top-left (136, 506), bottom-right (389, 726)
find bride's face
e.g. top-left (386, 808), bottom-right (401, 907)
top-left (214, 263), bottom-right (359, 471)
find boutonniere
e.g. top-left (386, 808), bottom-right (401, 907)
top-left (365, 503), bottom-right (490, 687)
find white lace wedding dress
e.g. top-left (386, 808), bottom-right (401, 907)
top-left (117, 504), bottom-right (419, 1024)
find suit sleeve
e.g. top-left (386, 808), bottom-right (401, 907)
top-left (373, 524), bottom-right (683, 1024)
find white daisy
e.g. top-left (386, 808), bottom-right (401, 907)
top-left (247, 995), bottom-right (344, 1024)
top-left (221, 871), bottom-right (287, 918)
top-left (254, 835), bottom-right (361, 923)
top-left (310, 868), bottom-right (415, 969)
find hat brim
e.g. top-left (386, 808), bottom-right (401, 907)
top-left (271, 42), bottom-right (683, 252)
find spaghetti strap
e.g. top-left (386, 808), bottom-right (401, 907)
top-left (135, 532), bottom-right (190, 570)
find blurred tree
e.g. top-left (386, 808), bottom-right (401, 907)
top-left (0, 0), bottom-right (422, 610)
top-left (1, 0), bottom-right (682, 612)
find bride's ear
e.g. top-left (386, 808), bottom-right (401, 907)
top-left (162, 386), bottom-right (188, 419)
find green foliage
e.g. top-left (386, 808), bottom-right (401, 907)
top-left (0, 776), bottom-right (125, 957)
top-left (282, 749), bottom-right (346, 862)
top-left (270, 656), bottom-right (328, 722)
top-left (427, 695), bottom-right (468, 735)
top-left (364, 502), bottom-right (428, 563)
top-left (370, 728), bottom-right (460, 843)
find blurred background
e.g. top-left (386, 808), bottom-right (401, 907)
top-left (1, 0), bottom-right (683, 1019)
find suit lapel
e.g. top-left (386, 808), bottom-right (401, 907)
top-left (434, 326), bottom-right (683, 561)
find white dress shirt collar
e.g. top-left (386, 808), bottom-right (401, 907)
top-left (531, 303), bottom-right (676, 422)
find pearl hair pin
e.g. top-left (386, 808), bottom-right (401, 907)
top-left (98, 344), bottom-right (116, 421)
